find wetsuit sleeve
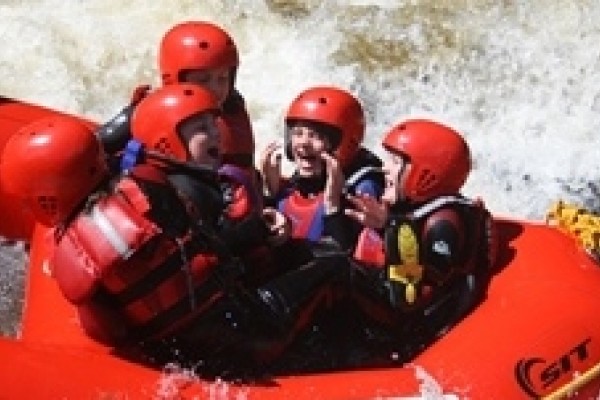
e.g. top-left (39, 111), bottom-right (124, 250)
top-left (95, 104), bottom-right (133, 156)
top-left (323, 207), bottom-right (363, 252)
top-left (263, 177), bottom-right (291, 208)
top-left (95, 85), bottom-right (150, 156)
top-left (219, 95), bottom-right (255, 168)
top-left (218, 211), bottom-right (271, 255)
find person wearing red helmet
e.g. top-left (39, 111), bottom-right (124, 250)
top-left (261, 85), bottom-right (382, 247)
top-left (1, 116), bottom-right (109, 228)
top-left (2, 85), bottom-right (289, 372)
top-left (346, 118), bottom-right (497, 352)
top-left (249, 120), bottom-right (497, 368)
top-left (227, 87), bottom-right (382, 363)
top-left (97, 21), bottom-right (255, 170)
top-left (128, 83), bottom-right (279, 242)
top-left (158, 21), bottom-right (254, 168)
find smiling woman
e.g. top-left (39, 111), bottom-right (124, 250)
top-left (287, 123), bottom-right (332, 177)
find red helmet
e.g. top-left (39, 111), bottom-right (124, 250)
top-left (130, 83), bottom-right (220, 162)
top-left (382, 119), bottom-right (471, 202)
top-left (159, 21), bottom-right (239, 85)
top-left (285, 86), bottom-right (364, 166)
top-left (0, 116), bottom-right (108, 226)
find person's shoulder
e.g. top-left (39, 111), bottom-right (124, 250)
top-left (357, 147), bottom-right (383, 166)
top-left (345, 147), bottom-right (382, 174)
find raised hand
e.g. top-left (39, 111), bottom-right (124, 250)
top-left (260, 141), bottom-right (282, 197)
top-left (321, 151), bottom-right (344, 215)
top-left (262, 207), bottom-right (291, 246)
top-left (345, 193), bottom-right (388, 230)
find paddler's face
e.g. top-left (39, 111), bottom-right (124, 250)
top-left (178, 113), bottom-right (221, 169)
top-left (181, 67), bottom-right (231, 106)
top-left (382, 152), bottom-right (409, 205)
top-left (288, 123), bottom-right (331, 177)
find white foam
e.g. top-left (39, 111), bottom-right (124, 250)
top-left (2, 1), bottom-right (598, 219)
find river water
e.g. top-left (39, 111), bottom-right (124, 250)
top-left (1, 0), bottom-right (599, 391)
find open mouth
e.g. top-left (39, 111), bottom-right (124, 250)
top-left (295, 151), bottom-right (318, 163)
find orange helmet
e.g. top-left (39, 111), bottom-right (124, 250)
top-left (130, 83), bottom-right (220, 162)
top-left (159, 21), bottom-right (239, 85)
top-left (285, 86), bottom-right (364, 166)
top-left (0, 116), bottom-right (108, 226)
top-left (382, 119), bottom-right (471, 202)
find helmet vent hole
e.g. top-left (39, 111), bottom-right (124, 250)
top-left (318, 97), bottom-right (327, 105)
top-left (198, 41), bottom-right (209, 50)
top-left (183, 88), bottom-right (194, 96)
top-left (155, 138), bottom-right (173, 156)
top-left (417, 170), bottom-right (436, 192)
top-left (37, 196), bottom-right (58, 216)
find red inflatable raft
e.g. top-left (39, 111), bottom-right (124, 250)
top-left (1, 97), bottom-right (600, 399)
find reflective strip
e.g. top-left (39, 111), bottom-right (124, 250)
top-left (344, 166), bottom-right (382, 193)
top-left (89, 204), bottom-right (134, 260)
top-left (410, 195), bottom-right (475, 219)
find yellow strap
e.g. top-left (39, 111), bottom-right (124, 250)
top-left (542, 361), bottom-right (600, 399)
top-left (388, 223), bottom-right (424, 304)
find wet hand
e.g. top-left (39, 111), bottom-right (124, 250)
top-left (260, 141), bottom-right (282, 197)
top-left (262, 207), bottom-right (291, 246)
top-left (345, 193), bottom-right (388, 230)
top-left (321, 152), bottom-right (344, 214)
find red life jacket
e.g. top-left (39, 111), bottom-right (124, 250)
top-left (51, 165), bottom-right (229, 342)
top-left (277, 191), bottom-right (326, 242)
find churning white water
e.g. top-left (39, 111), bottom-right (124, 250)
top-left (2, 1), bottom-right (599, 217)
top-left (1, 0), bottom-right (599, 395)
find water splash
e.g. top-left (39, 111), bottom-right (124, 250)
top-left (154, 363), bottom-right (251, 400)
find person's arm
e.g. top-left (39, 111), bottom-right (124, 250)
top-left (323, 206), bottom-right (363, 252)
top-left (96, 84), bottom-right (151, 156)
top-left (318, 151), bottom-right (361, 250)
top-left (259, 141), bottom-right (283, 200)
top-left (220, 94), bottom-right (255, 167)
top-left (218, 211), bottom-right (271, 255)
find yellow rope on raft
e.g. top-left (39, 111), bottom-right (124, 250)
top-left (546, 201), bottom-right (600, 261)
top-left (542, 361), bottom-right (600, 399)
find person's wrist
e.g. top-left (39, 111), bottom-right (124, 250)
top-left (324, 202), bottom-right (340, 215)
